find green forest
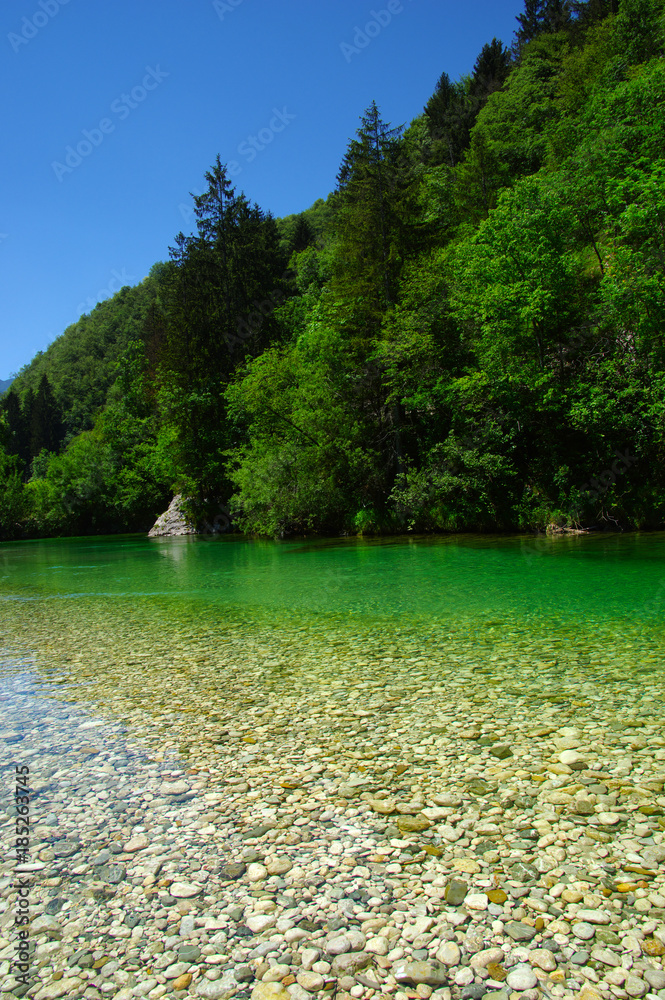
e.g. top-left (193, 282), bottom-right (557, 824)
top-left (2, 0), bottom-right (665, 539)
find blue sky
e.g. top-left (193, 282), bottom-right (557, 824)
top-left (1, 0), bottom-right (523, 380)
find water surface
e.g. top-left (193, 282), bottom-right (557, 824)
top-left (1, 532), bottom-right (664, 750)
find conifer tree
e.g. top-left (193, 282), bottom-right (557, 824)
top-left (333, 101), bottom-right (404, 315)
top-left (29, 374), bottom-right (63, 458)
top-left (424, 72), bottom-right (474, 167)
top-left (515, 0), bottom-right (573, 50)
top-left (290, 214), bottom-right (316, 255)
top-left (471, 38), bottom-right (513, 98)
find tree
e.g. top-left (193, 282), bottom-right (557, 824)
top-left (0, 388), bottom-right (27, 463)
top-left (515, 0), bottom-right (573, 50)
top-left (29, 374), bottom-right (63, 458)
top-left (158, 158), bottom-right (288, 499)
top-left (289, 214), bottom-right (316, 255)
top-left (333, 101), bottom-right (405, 318)
top-left (424, 72), bottom-right (475, 167)
top-left (471, 38), bottom-right (513, 99)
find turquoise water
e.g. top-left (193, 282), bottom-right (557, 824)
top-left (1, 531), bottom-right (664, 758)
top-left (1, 531), bottom-right (665, 625)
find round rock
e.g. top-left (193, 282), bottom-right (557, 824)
top-left (506, 966), bottom-right (538, 991)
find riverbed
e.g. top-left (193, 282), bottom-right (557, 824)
top-left (0, 533), bottom-right (664, 1000)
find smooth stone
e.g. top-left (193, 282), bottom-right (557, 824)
top-left (572, 922), bottom-right (596, 940)
top-left (528, 949), bottom-right (556, 972)
top-left (365, 936), bottom-right (389, 956)
top-left (247, 915), bottom-right (277, 934)
top-left (505, 922), bottom-right (537, 942)
top-left (31, 915), bottom-right (62, 937)
top-left (169, 882), bottom-right (202, 898)
top-left (396, 814), bottom-right (432, 833)
top-left (394, 961), bottom-right (448, 987)
top-left (326, 934), bottom-right (352, 956)
top-left (104, 863), bottom-right (126, 884)
top-left (470, 949), bottom-right (505, 971)
top-left (559, 750), bottom-right (587, 769)
top-left (645, 970), bottom-right (665, 990)
top-left (368, 797), bottom-right (396, 815)
top-left (160, 780), bottom-right (190, 795)
top-left (124, 833), bottom-right (149, 852)
top-left (247, 863), bottom-right (268, 882)
top-left (266, 857), bottom-right (292, 876)
top-left (296, 972), bottom-right (325, 992)
top-left (177, 945), bottom-right (201, 964)
top-left (263, 965), bottom-right (291, 983)
top-left (624, 975), bottom-right (647, 998)
top-left (198, 982), bottom-right (239, 1000)
top-left (436, 942), bottom-right (461, 967)
top-left (173, 974), bottom-right (193, 991)
top-left (597, 812), bottom-right (622, 825)
top-left (590, 947), bottom-right (620, 967)
top-left (576, 909), bottom-right (610, 924)
top-left (165, 962), bottom-right (191, 979)
top-left (453, 858), bottom-right (481, 874)
top-left (445, 879), bottom-right (469, 906)
top-left (251, 985), bottom-right (290, 1000)
top-left (300, 948), bottom-right (321, 970)
top-left (466, 893), bottom-right (488, 911)
top-left (505, 966), bottom-right (538, 991)
top-left (346, 929), bottom-right (367, 951)
top-left (34, 981), bottom-right (83, 1000)
top-left (221, 862), bottom-right (246, 879)
top-left (331, 952), bottom-right (372, 977)
top-left (236, 966), bottom-right (255, 983)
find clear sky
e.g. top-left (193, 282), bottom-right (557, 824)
top-left (1, 0), bottom-right (523, 380)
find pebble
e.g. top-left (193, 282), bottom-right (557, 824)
top-left (436, 943), bottom-right (461, 967)
top-left (2, 599), bottom-right (665, 1000)
top-left (505, 965), bottom-right (538, 991)
top-left (296, 971), bottom-right (325, 992)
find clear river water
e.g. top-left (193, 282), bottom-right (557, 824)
top-left (1, 531), bottom-right (664, 735)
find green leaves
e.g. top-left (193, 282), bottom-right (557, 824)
top-left (450, 175), bottom-right (582, 371)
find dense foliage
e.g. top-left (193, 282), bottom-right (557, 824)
top-left (2, 0), bottom-right (664, 539)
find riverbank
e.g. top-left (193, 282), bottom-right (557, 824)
top-left (1, 594), bottom-right (664, 1000)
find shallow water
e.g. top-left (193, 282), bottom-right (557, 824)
top-left (2, 531), bottom-right (665, 623)
top-left (2, 533), bottom-right (665, 998)
top-left (1, 531), bottom-right (665, 749)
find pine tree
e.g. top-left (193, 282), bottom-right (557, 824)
top-left (424, 72), bottom-right (474, 167)
top-left (570, 0), bottom-right (620, 27)
top-left (0, 388), bottom-right (26, 462)
top-left (471, 38), bottom-right (513, 99)
top-left (159, 158), bottom-right (288, 498)
top-left (290, 214), bottom-right (316, 255)
top-left (334, 101), bottom-right (405, 313)
top-left (29, 374), bottom-right (63, 458)
top-left (515, 0), bottom-right (573, 50)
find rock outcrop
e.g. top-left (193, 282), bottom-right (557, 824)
top-left (148, 495), bottom-right (198, 537)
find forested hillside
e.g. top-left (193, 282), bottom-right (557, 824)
top-left (2, 0), bottom-right (664, 539)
